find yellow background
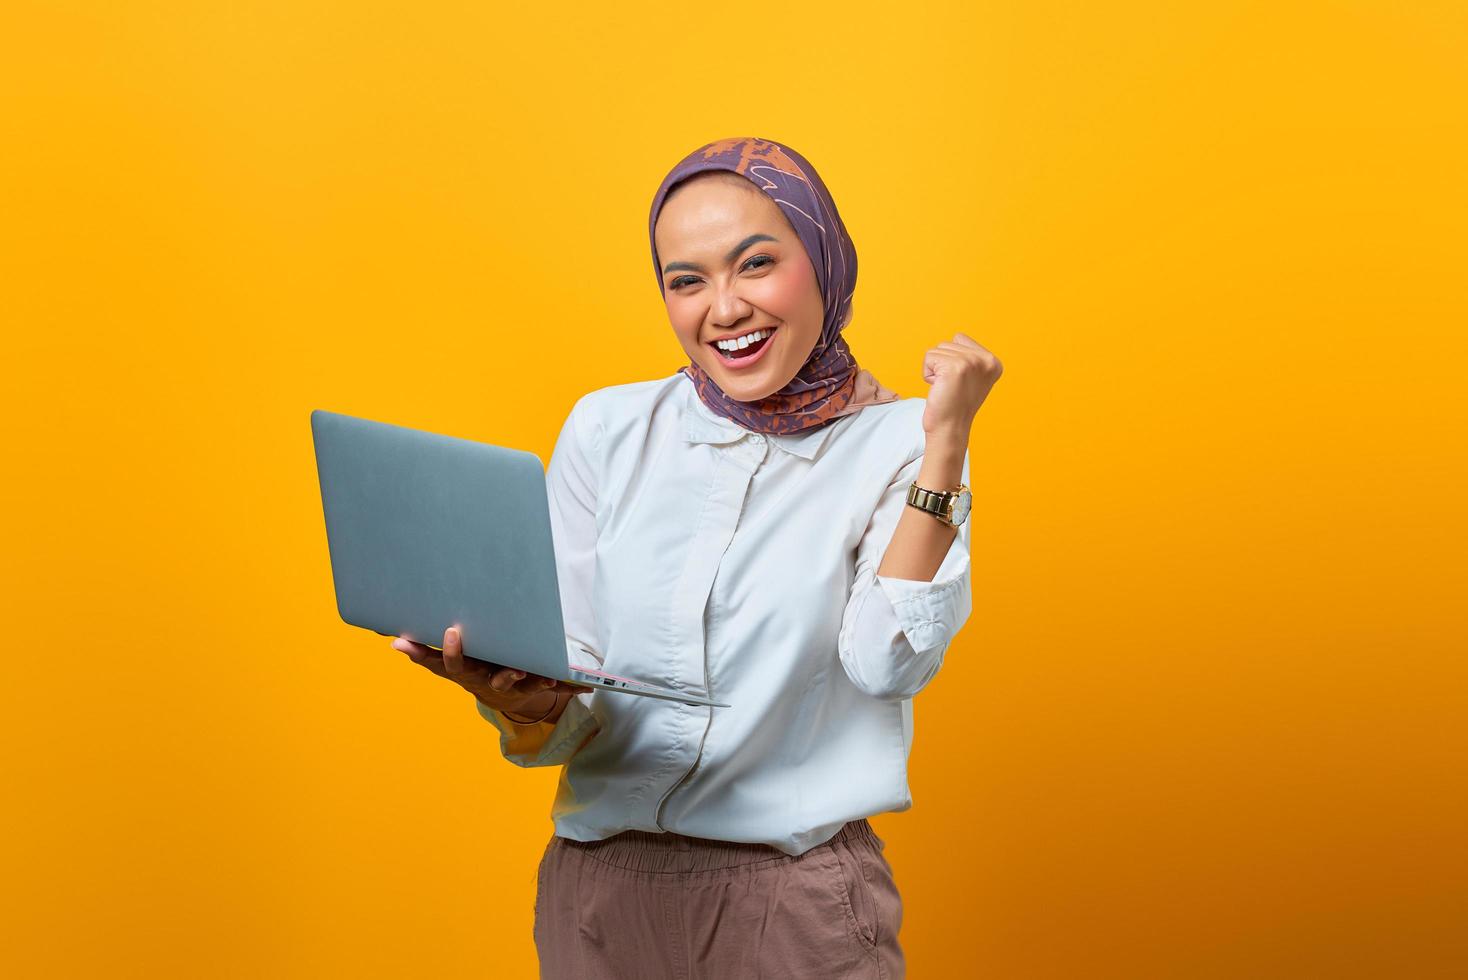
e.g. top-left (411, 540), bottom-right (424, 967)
top-left (3, 1), bottom-right (1464, 976)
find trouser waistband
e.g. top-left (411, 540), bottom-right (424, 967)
top-left (556, 819), bottom-right (879, 873)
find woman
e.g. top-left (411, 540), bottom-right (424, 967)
top-left (392, 137), bottom-right (1003, 978)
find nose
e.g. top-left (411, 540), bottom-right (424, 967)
top-left (708, 280), bottom-right (754, 328)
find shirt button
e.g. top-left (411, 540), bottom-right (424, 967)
top-left (748, 434), bottom-right (766, 446)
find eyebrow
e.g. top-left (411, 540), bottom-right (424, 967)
top-left (662, 234), bottom-right (779, 276)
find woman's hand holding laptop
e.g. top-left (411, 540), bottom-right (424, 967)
top-left (392, 626), bottom-right (595, 721)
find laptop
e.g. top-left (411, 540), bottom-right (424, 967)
top-left (310, 408), bottom-right (730, 707)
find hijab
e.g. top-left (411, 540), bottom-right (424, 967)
top-left (648, 137), bottom-right (899, 435)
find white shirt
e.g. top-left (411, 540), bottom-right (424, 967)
top-left (479, 371), bottom-right (973, 856)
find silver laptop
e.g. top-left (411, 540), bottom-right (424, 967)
top-left (310, 408), bottom-right (729, 707)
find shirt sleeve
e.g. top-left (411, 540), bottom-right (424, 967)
top-left (475, 394), bottom-right (604, 767)
top-left (836, 446), bottom-right (973, 702)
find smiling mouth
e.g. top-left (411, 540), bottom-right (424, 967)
top-left (709, 327), bottom-right (776, 361)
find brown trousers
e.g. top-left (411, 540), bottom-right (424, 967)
top-left (533, 818), bottom-right (904, 979)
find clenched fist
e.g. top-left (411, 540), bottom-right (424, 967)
top-left (920, 332), bottom-right (1003, 444)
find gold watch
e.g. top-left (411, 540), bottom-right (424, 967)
top-left (905, 481), bottom-right (972, 528)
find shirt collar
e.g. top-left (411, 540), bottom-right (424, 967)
top-left (679, 376), bottom-right (847, 461)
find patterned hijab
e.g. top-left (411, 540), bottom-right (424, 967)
top-left (648, 137), bottom-right (898, 435)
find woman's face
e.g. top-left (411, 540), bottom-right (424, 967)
top-left (655, 175), bottom-right (825, 402)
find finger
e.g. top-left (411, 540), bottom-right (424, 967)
top-left (528, 677), bottom-right (594, 696)
top-left (443, 626), bottom-right (464, 676)
top-left (517, 675), bottom-right (558, 693)
top-left (392, 638), bottom-right (450, 677)
top-left (392, 637), bottom-right (434, 658)
top-left (489, 666), bottom-right (526, 692)
top-left (408, 650), bottom-right (450, 679)
top-left (923, 349), bottom-right (960, 381)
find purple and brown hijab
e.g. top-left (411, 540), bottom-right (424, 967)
top-left (648, 137), bottom-right (898, 435)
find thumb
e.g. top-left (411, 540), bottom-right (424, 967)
top-left (923, 348), bottom-right (952, 385)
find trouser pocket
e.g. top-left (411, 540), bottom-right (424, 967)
top-left (827, 837), bottom-right (881, 951)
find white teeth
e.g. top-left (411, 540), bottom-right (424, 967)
top-left (716, 328), bottom-right (770, 352)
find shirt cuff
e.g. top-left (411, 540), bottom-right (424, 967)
top-left (873, 531), bottom-right (972, 655)
top-left (476, 692), bottom-right (600, 769)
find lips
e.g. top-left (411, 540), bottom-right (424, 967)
top-left (708, 327), bottom-right (777, 370)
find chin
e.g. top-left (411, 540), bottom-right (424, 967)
top-left (725, 385), bottom-right (780, 404)
top-left (701, 364), bottom-right (785, 403)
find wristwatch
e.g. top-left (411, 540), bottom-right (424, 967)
top-left (905, 481), bottom-right (972, 528)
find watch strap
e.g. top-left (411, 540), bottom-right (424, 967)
top-left (905, 481), bottom-right (966, 526)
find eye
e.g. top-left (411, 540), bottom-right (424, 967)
top-left (667, 254), bottom-right (775, 291)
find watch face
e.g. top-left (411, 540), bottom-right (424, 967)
top-left (949, 490), bottom-right (972, 526)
